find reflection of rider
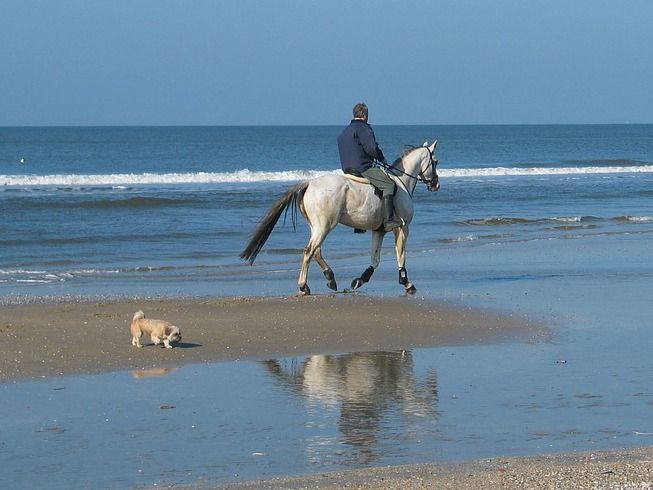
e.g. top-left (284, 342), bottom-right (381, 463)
top-left (337, 102), bottom-right (403, 232)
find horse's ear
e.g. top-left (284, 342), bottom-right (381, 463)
top-left (429, 140), bottom-right (437, 152)
top-left (422, 141), bottom-right (429, 147)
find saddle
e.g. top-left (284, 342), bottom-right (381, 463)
top-left (343, 169), bottom-right (382, 196)
top-left (343, 173), bottom-right (371, 185)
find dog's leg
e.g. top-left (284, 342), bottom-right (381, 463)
top-left (132, 335), bottom-right (143, 348)
top-left (163, 338), bottom-right (173, 349)
top-left (152, 335), bottom-right (162, 346)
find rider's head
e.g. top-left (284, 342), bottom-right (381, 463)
top-left (353, 102), bottom-right (368, 122)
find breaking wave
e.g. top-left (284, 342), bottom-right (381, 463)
top-left (615, 215), bottom-right (653, 223)
top-left (0, 265), bottom-right (181, 285)
top-left (462, 216), bottom-right (601, 226)
top-left (3, 164), bottom-right (653, 187)
top-left (462, 215), bottom-right (653, 227)
top-left (1, 169), bottom-right (335, 187)
top-left (445, 165), bottom-right (653, 178)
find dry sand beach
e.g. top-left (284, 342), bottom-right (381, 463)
top-left (2, 295), bottom-right (653, 488)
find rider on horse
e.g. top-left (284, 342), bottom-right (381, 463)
top-left (337, 102), bottom-right (404, 232)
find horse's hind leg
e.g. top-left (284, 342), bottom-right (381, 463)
top-left (351, 231), bottom-right (384, 290)
top-left (298, 227), bottom-right (329, 296)
top-left (314, 247), bottom-right (337, 291)
top-left (298, 181), bottom-right (342, 295)
top-left (298, 245), bottom-right (314, 296)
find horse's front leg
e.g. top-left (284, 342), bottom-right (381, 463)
top-left (394, 225), bottom-right (416, 294)
top-left (351, 230), bottom-right (384, 290)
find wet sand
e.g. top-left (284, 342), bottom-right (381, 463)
top-left (226, 446), bottom-right (653, 489)
top-left (5, 295), bottom-right (653, 489)
top-left (1, 295), bottom-right (540, 382)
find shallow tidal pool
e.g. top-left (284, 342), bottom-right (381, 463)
top-left (2, 341), bottom-right (652, 489)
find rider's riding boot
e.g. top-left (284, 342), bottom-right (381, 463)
top-left (382, 196), bottom-right (404, 232)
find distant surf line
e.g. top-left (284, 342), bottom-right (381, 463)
top-left (3, 165), bottom-right (653, 187)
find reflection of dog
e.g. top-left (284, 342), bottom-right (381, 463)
top-left (130, 310), bottom-right (182, 348)
top-left (132, 367), bottom-right (178, 379)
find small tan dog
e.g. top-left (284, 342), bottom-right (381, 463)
top-left (130, 310), bottom-right (182, 349)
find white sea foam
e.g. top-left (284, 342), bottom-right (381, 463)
top-left (620, 216), bottom-right (653, 222)
top-left (0, 269), bottom-right (48, 275)
top-left (2, 165), bottom-right (653, 187)
top-left (444, 165), bottom-right (653, 178)
top-left (440, 234), bottom-right (480, 243)
top-left (551, 216), bottom-right (583, 222)
top-left (0, 268), bottom-right (122, 285)
top-left (0, 169), bottom-right (335, 187)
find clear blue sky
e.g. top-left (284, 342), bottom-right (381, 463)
top-left (2, 1), bottom-right (652, 126)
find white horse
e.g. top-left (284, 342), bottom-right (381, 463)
top-left (241, 141), bottom-right (440, 295)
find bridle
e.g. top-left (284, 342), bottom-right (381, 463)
top-left (380, 146), bottom-right (439, 194)
top-left (419, 146), bottom-right (439, 190)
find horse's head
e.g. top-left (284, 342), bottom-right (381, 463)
top-left (419, 141), bottom-right (440, 192)
top-left (391, 141), bottom-right (440, 193)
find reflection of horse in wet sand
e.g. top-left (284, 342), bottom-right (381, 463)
top-left (263, 351), bottom-right (439, 464)
top-left (241, 142), bottom-right (439, 295)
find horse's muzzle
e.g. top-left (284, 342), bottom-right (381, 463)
top-left (428, 180), bottom-right (440, 192)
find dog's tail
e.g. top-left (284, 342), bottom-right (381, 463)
top-left (133, 310), bottom-right (145, 321)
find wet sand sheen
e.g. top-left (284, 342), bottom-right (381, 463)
top-left (0, 295), bottom-right (543, 382)
top-left (5, 295), bottom-right (653, 489)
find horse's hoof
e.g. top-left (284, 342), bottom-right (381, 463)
top-left (298, 284), bottom-right (311, 296)
top-left (351, 278), bottom-right (364, 290)
top-left (405, 283), bottom-right (416, 295)
top-left (323, 269), bottom-right (337, 291)
top-left (398, 267), bottom-right (408, 286)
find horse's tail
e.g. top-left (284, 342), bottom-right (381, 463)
top-left (240, 181), bottom-right (309, 265)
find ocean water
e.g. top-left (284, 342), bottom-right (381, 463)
top-left (1, 124), bottom-right (652, 298)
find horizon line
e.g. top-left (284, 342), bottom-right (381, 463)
top-left (1, 122), bottom-right (652, 129)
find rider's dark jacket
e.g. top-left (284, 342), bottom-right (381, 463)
top-left (337, 119), bottom-right (386, 175)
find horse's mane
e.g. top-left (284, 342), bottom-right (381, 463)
top-left (387, 145), bottom-right (423, 175)
top-left (392, 145), bottom-right (420, 166)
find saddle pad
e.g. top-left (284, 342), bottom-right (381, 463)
top-left (344, 174), bottom-right (371, 185)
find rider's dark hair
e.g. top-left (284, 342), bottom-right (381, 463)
top-left (353, 102), bottom-right (368, 119)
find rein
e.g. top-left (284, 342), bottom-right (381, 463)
top-left (377, 147), bottom-right (437, 196)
